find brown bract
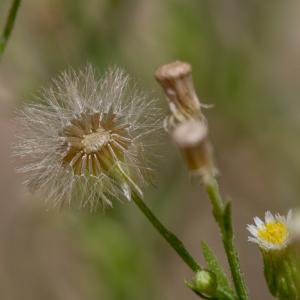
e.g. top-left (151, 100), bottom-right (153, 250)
top-left (61, 112), bottom-right (131, 177)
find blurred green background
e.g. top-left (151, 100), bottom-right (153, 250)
top-left (1, 0), bottom-right (300, 299)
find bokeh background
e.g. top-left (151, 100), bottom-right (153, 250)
top-left (1, 0), bottom-right (300, 299)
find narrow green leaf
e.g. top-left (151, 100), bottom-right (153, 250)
top-left (201, 241), bottom-right (236, 300)
top-left (0, 0), bottom-right (22, 59)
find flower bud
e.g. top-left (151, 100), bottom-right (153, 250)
top-left (172, 120), bottom-right (215, 179)
top-left (190, 270), bottom-right (217, 297)
top-left (155, 61), bottom-right (203, 125)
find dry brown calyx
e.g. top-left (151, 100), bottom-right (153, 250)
top-left (60, 112), bottom-right (131, 176)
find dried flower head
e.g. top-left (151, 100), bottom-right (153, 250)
top-left (14, 66), bottom-right (161, 210)
top-left (172, 120), bottom-right (216, 181)
top-left (155, 61), bottom-right (205, 129)
top-left (247, 211), bottom-right (292, 251)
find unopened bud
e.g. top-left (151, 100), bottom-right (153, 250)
top-left (155, 61), bottom-right (202, 124)
top-left (190, 270), bottom-right (217, 297)
top-left (172, 120), bottom-right (215, 178)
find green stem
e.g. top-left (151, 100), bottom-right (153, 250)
top-left (205, 178), bottom-right (248, 300)
top-left (0, 0), bottom-right (22, 59)
top-left (132, 191), bottom-right (200, 272)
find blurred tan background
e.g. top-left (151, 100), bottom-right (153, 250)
top-left (1, 0), bottom-right (300, 299)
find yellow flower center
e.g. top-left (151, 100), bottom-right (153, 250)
top-left (258, 222), bottom-right (288, 245)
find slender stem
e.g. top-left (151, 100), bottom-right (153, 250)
top-left (205, 178), bottom-right (248, 300)
top-left (132, 191), bottom-right (200, 272)
top-left (0, 0), bottom-right (22, 59)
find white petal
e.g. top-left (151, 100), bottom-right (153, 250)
top-left (248, 237), bottom-right (259, 244)
top-left (247, 225), bottom-right (258, 236)
top-left (265, 211), bottom-right (274, 223)
top-left (287, 210), bottom-right (293, 222)
top-left (254, 217), bottom-right (264, 227)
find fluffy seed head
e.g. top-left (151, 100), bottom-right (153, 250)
top-left (14, 66), bottom-right (161, 210)
top-left (247, 211), bottom-right (292, 251)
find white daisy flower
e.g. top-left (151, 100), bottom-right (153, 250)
top-left (247, 211), bottom-right (292, 251)
top-left (14, 66), bottom-right (161, 210)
